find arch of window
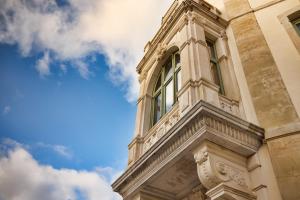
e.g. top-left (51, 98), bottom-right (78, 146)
top-left (152, 52), bottom-right (181, 126)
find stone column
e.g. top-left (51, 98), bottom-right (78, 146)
top-left (178, 10), bottom-right (220, 116)
top-left (129, 77), bottom-right (148, 166)
top-left (128, 136), bottom-right (143, 166)
top-left (193, 141), bottom-right (256, 200)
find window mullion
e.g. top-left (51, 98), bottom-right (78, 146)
top-left (217, 65), bottom-right (225, 95)
top-left (162, 67), bottom-right (166, 115)
top-left (172, 54), bottom-right (176, 104)
top-left (212, 43), bottom-right (225, 95)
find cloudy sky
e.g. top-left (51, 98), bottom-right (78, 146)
top-left (0, 0), bottom-right (173, 199)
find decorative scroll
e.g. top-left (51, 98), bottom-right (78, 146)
top-left (195, 150), bottom-right (249, 190)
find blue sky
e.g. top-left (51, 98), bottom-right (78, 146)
top-left (0, 0), bottom-right (173, 199)
top-left (0, 43), bottom-right (135, 170)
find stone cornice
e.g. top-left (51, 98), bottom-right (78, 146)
top-left (136, 0), bottom-right (228, 74)
top-left (111, 101), bottom-right (264, 197)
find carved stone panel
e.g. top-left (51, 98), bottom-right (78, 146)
top-left (193, 141), bottom-right (256, 200)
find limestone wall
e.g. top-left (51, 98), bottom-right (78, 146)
top-left (222, 0), bottom-right (300, 199)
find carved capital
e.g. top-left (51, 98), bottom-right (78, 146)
top-left (183, 0), bottom-right (193, 12)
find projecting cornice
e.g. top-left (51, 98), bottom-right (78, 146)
top-left (111, 101), bottom-right (264, 198)
top-left (136, 0), bottom-right (228, 74)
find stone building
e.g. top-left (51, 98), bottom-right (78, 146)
top-left (112, 0), bottom-right (300, 199)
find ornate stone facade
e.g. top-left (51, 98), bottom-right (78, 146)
top-left (112, 0), bottom-right (300, 200)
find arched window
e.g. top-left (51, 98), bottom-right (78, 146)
top-left (152, 52), bottom-right (181, 126)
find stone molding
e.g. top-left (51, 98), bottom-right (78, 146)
top-left (112, 101), bottom-right (264, 198)
top-left (206, 182), bottom-right (256, 200)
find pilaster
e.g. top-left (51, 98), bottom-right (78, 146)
top-left (178, 10), bottom-right (221, 116)
top-left (128, 136), bottom-right (143, 166)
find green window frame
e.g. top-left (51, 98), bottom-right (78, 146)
top-left (152, 52), bottom-right (181, 126)
top-left (292, 18), bottom-right (300, 36)
top-left (207, 40), bottom-right (225, 95)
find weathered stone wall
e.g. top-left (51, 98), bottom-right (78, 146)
top-left (224, 0), bottom-right (300, 199)
top-left (267, 133), bottom-right (300, 200)
top-left (224, 0), bottom-right (298, 130)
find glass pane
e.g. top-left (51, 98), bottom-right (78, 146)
top-left (176, 70), bottom-right (182, 92)
top-left (175, 53), bottom-right (180, 68)
top-left (296, 22), bottom-right (300, 31)
top-left (154, 75), bottom-right (161, 92)
top-left (153, 93), bottom-right (162, 124)
top-left (207, 41), bottom-right (216, 60)
top-left (165, 79), bottom-right (174, 112)
top-left (211, 62), bottom-right (221, 87)
top-left (164, 58), bottom-right (173, 81)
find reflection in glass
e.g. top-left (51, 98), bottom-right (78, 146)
top-left (155, 75), bottom-right (161, 92)
top-left (175, 54), bottom-right (180, 68)
top-left (296, 22), bottom-right (300, 31)
top-left (208, 41), bottom-right (216, 59)
top-left (176, 70), bottom-right (182, 91)
top-left (211, 62), bottom-right (220, 87)
top-left (164, 58), bottom-right (173, 80)
top-left (165, 80), bottom-right (174, 112)
top-left (154, 93), bottom-right (162, 124)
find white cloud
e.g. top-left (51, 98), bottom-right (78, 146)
top-left (74, 60), bottom-right (91, 80)
top-left (37, 142), bottom-right (73, 159)
top-left (0, 0), bottom-right (173, 102)
top-left (60, 64), bottom-right (67, 74)
top-left (36, 51), bottom-right (51, 77)
top-left (0, 147), bottom-right (121, 200)
top-left (0, 138), bottom-right (26, 156)
top-left (95, 167), bottom-right (123, 184)
top-left (2, 106), bottom-right (11, 115)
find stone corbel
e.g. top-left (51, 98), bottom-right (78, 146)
top-left (155, 43), bottom-right (167, 61)
top-left (193, 141), bottom-right (256, 200)
top-left (138, 72), bottom-right (147, 83)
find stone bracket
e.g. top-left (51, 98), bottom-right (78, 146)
top-left (193, 141), bottom-right (256, 200)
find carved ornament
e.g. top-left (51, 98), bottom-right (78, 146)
top-left (194, 148), bottom-right (248, 190)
